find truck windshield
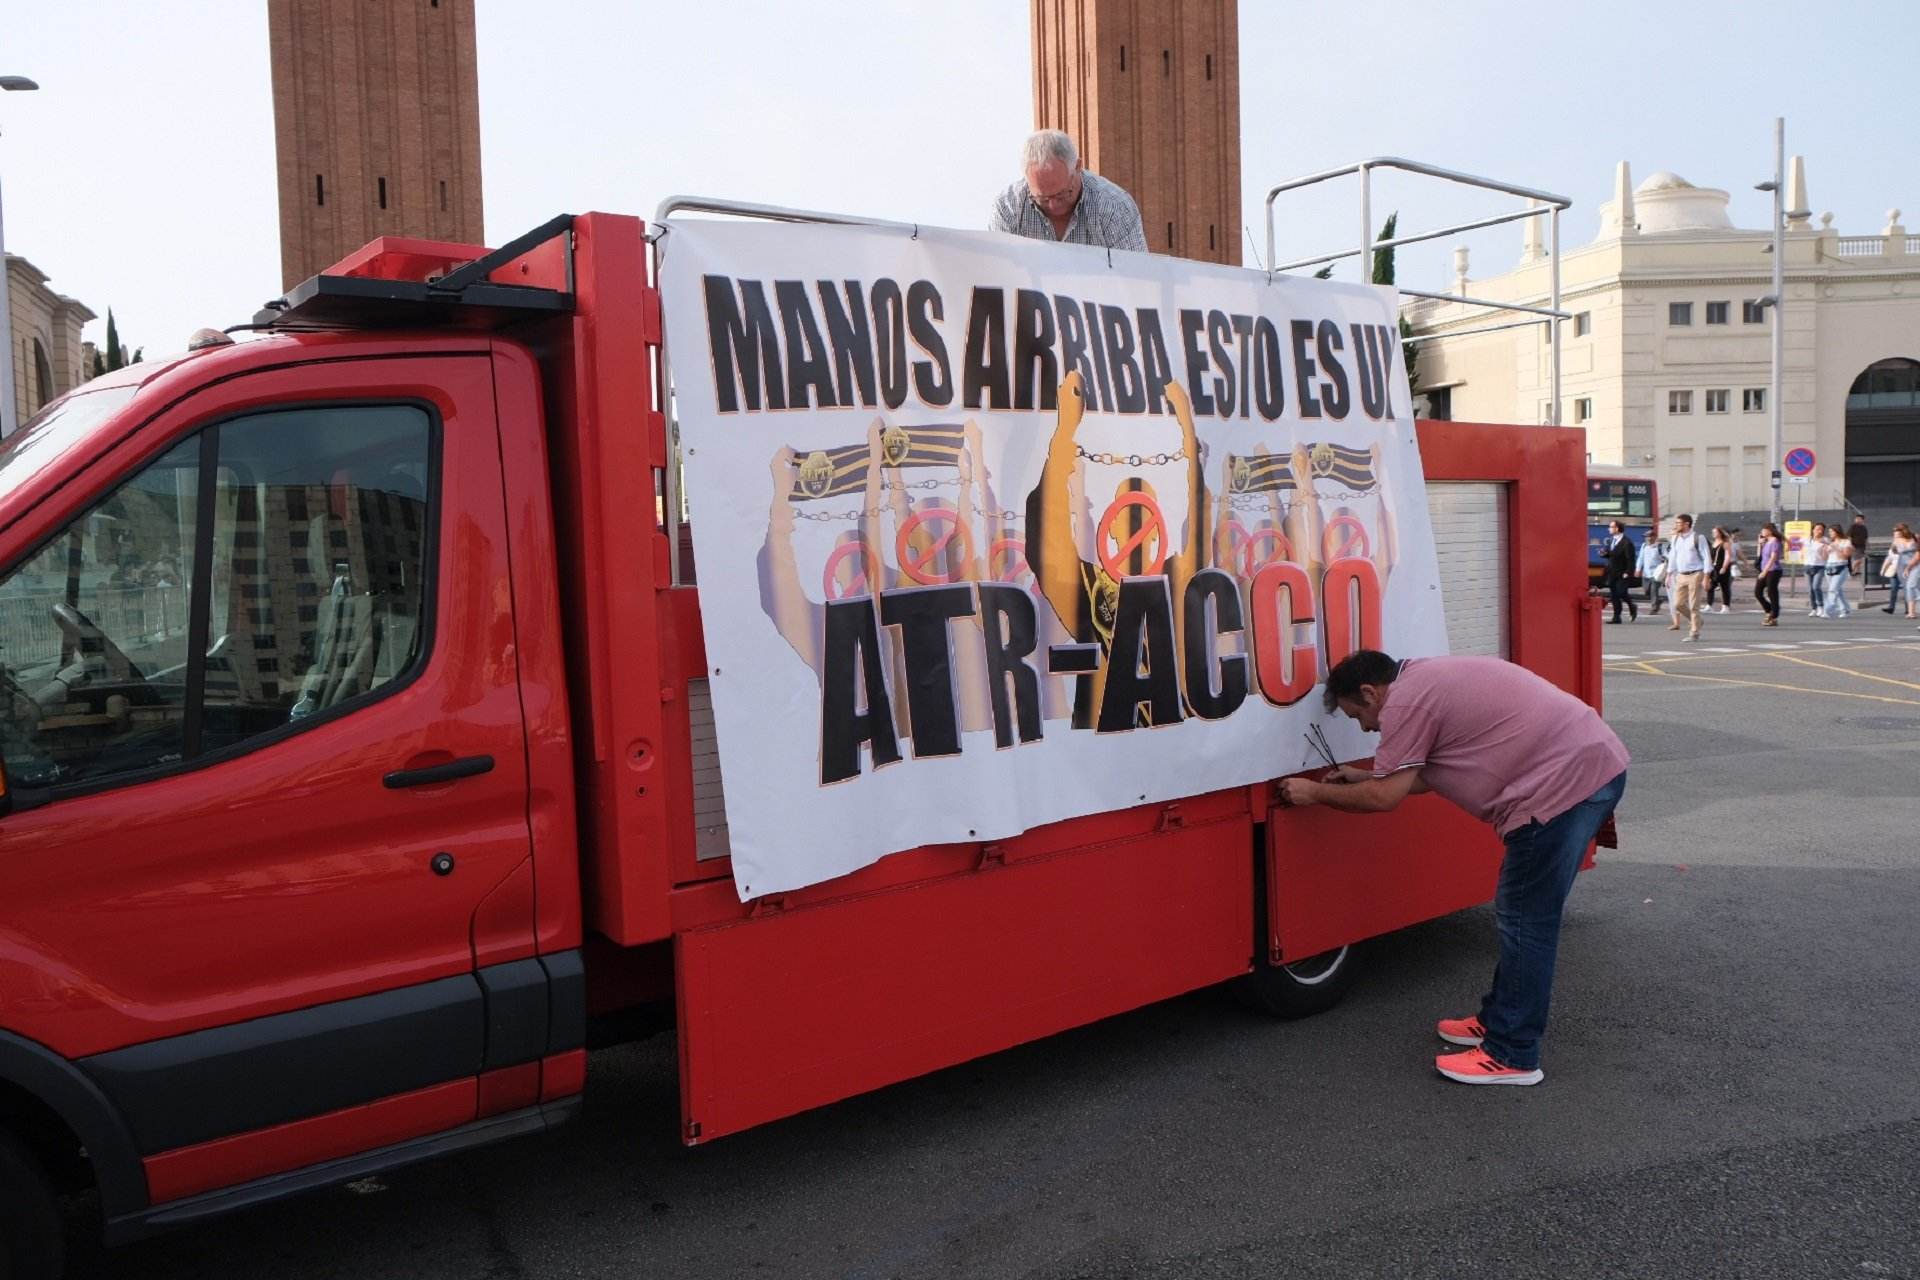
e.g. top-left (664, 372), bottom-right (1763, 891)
top-left (0, 385), bottom-right (143, 506)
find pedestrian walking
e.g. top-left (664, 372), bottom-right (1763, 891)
top-left (1849, 514), bottom-right (1869, 562)
top-left (1754, 523), bottom-right (1784, 625)
top-left (1665, 513), bottom-right (1711, 641)
top-left (1277, 650), bottom-right (1629, 1087)
top-left (1804, 523), bottom-right (1828, 615)
top-left (1637, 534), bottom-right (1668, 614)
top-left (1602, 521), bottom-right (1638, 623)
top-left (1823, 531), bottom-right (1856, 619)
top-left (1880, 523), bottom-right (1915, 617)
top-left (1706, 526), bottom-right (1736, 613)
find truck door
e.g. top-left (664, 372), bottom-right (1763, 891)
top-left (0, 353), bottom-right (542, 1199)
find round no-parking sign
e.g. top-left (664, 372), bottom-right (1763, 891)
top-left (1784, 447), bottom-right (1816, 478)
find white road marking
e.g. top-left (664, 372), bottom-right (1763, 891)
top-left (1802, 640), bottom-right (1850, 646)
top-left (1640, 650), bottom-right (1688, 657)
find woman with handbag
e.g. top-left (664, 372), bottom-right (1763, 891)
top-left (1881, 524), bottom-right (1916, 617)
top-left (1706, 527), bottom-right (1736, 613)
top-left (1822, 530), bottom-right (1855, 619)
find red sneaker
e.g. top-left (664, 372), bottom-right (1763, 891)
top-left (1436, 1046), bottom-right (1544, 1086)
top-left (1436, 1015), bottom-right (1485, 1047)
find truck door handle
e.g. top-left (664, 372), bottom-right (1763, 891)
top-left (383, 754), bottom-right (495, 789)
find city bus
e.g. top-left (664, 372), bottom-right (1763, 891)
top-left (1586, 470), bottom-right (1659, 587)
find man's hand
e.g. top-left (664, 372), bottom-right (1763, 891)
top-left (1323, 765), bottom-right (1371, 785)
top-left (1276, 776), bottom-right (1322, 808)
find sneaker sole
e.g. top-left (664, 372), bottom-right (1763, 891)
top-left (1437, 1062), bottom-right (1544, 1086)
top-left (1437, 1029), bottom-right (1484, 1047)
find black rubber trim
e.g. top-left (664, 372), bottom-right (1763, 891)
top-left (105, 1096), bottom-right (580, 1246)
top-left (383, 754), bottom-right (495, 789)
top-left (540, 949), bottom-right (587, 1055)
top-left (477, 960), bottom-right (547, 1071)
top-left (78, 975), bottom-right (484, 1155)
top-left (0, 1029), bottom-right (149, 1220)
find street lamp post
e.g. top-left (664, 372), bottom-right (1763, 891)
top-left (1755, 117), bottom-right (1811, 533)
top-left (0, 75), bottom-right (41, 440)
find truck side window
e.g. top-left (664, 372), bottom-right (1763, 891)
top-left (199, 405), bottom-right (433, 753)
top-left (0, 439), bottom-right (203, 790)
top-left (0, 405), bottom-right (434, 796)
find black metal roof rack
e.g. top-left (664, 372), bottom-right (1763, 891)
top-left (252, 213), bottom-right (577, 331)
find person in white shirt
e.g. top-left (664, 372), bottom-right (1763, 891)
top-left (1665, 513), bottom-right (1712, 641)
top-left (1803, 523), bottom-right (1828, 615)
top-left (1822, 531), bottom-right (1856, 618)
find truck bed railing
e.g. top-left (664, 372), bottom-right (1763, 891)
top-left (1262, 157), bottom-right (1573, 424)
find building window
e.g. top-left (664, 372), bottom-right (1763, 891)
top-left (1424, 386), bottom-right (1453, 421)
top-left (1669, 302), bottom-right (1693, 326)
top-left (1743, 388), bottom-right (1766, 413)
top-left (377, 177), bottom-right (388, 211)
top-left (1574, 397), bottom-right (1594, 424)
top-left (1705, 301), bottom-right (1730, 325)
top-left (1669, 390), bottom-right (1693, 414)
top-left (1573, 311), bottom-right (1591, 338)
top-left (1742, 299), bottom-right (1767, 324)
top-left (1705, 389), bottom-right (1729, 414)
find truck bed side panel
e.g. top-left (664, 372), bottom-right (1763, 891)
top-left (674, 807), bottom-right (1253, 1143)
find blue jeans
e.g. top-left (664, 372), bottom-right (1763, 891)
top-left (1478, 771), bottom-right (1628, 1071)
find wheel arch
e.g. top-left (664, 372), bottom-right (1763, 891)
top-left (0, 1029), bottom-right (147, 1219)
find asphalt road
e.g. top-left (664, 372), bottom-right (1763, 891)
top-left (96, 598), bottom-right (1920, 1279)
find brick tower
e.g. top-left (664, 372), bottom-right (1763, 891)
top-left (1031, 0), bottom-right (1240, 265)
top-left (268, 0), bottom-right (485, 289)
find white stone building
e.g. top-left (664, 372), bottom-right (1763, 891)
top-left (1404, 161), bottom-right (1920, 521)
top-left (6, 253), bottom-right (95, 428)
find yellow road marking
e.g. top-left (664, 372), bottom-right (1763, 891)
top-left (1611, 641), bottom-right (1892, 665)
top-left (1761, 652), bottom-right (1920, 694)
top-left (1619, 664), bottom-right (1920, 706)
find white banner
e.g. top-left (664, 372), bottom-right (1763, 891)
top-left (659, 221), bottom-right (1448, 899)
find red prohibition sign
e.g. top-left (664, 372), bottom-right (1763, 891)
top-left (1098, 492), bottom-right (1170, 578)
top-left (821, 538), bottom-right (879, 600)
top-left (895, 506), bottom-right (975, 585)
top-left (1240, 526), bottom-right (1293, 579)
top-left (989, 536), bottom-right (1036, 590)
top-left (1322, 513), bottom-right (1372, 561)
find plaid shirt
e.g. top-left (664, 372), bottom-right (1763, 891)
top-left (989, 171), bottom-right (1148, 252)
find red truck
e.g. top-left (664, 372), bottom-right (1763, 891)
top-left (0, 210), bottom-right (1601, 1276)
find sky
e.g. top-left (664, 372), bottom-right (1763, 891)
top-left (3, 0), bottom-right (1913, 359)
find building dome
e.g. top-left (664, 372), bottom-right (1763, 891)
top-left (1636, 171), bottom-right (1696, 193)
top-left (1596, 166), bottom-right (1738, 239)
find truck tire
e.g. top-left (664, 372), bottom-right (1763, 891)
top-left (1233, 944), bottom-right (1356, 1019)
top-left (0, 1129), bottom-right (65, 1280)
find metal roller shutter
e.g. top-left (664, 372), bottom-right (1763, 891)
top-left (1425, 482), bottom-right (1510, 657)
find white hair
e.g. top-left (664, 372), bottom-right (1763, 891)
top-left (1022, 129), bottom-right (1079, 173)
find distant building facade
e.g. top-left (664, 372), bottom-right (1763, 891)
top-left (268, 0), bottom-right (485, 289)
top-left (1406, 160), bottom-right (1920, 516)
top-left (7, 253), bottom-right (95, 425)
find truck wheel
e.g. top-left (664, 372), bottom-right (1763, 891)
top-left (0, 1130), bottom-right (65, 1280)
top-left (1233, 944), bottom-right (1357, 1019)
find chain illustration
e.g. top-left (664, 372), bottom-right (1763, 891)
top-left (1075, 445), bottom-right (1194, 467)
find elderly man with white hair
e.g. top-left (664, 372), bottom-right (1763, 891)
top-left (990, 129), bottom-right (1148, 252)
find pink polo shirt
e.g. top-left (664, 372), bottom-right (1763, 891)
top-left (1369, 657), bottom-right (1629, 836)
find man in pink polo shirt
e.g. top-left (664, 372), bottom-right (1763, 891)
top-left (1277, 651), bottom-right (1628, 1086)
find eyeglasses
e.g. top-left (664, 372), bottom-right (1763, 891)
top-left (1027, 173), bottom-right (1082, 210)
